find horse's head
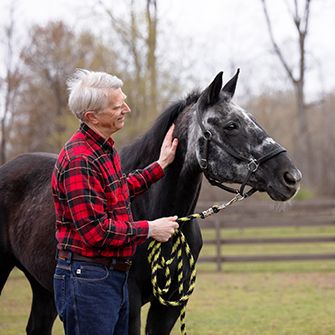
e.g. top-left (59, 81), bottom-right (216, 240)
top-left (191, 71), bottom-right (301, 201)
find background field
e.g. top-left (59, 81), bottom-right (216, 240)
top-left (2, 199), bottom-right (335, 335)
top-left (2, 259), bottom-right (335, 335)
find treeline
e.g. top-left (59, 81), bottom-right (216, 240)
top-left (1, 1), bottom-right (334, 197)
top-left (1, 1), bottom-right (184, 162)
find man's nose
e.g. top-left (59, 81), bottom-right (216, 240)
top-left (123, 102), bottom-right (131, 113)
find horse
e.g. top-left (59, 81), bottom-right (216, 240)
top-left (0, 71), bottom-right (301, 335)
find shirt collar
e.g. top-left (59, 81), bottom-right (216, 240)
top-left (80, 122), bottom-right (115, 151)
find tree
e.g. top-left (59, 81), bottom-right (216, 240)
top-left (0, 2), bottom-right (22, 164)
top-left (9, 21), bottom-right (119, 157)
top-left (146, 0), bottom-right (158, 116)
top-left (98, 0), bottom-right (160, 121)
top-left (260, 0), bottom-right (313, 175)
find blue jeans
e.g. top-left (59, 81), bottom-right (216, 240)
top-left (53, 258), bottom-right (129, 335)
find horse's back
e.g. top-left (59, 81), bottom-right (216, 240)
top-left (0, 152), bottom-right (57, 176)
top-left (0, 152), bottom-right (58, 291)
top-left (0, 152), bottom-right (57, 200)
top-left (0, 151), bottom-right (57, 235)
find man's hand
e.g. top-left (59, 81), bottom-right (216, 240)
top-left (148, 216), bottom-right (179, 242)
top-left (157, 124), bottom-right (178, 170)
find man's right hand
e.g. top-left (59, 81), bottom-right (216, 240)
top-left (148, 216), bottom-right (179, 242)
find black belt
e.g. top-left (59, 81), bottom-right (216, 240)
top-left (57, 250), bottom-right (132, 272)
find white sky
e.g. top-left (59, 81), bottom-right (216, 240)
top-left (1, 0), bottom-right (334, 99)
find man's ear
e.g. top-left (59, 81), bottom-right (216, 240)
top-left (84, 111), bottom-right (99, 125)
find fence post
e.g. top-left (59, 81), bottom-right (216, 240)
top-left (215, 219), bottom-right (222, 272)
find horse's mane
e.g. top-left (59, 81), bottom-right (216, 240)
top-left (120, 91), bottom-right (200, 170)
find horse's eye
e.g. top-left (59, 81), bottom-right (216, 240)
top-left (224, 122), bottom-right (239, 131)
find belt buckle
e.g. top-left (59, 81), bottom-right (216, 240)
top-left (125, 259), bottom-right (132, 266)
top-left (109, 258), bottom-right (132, 272)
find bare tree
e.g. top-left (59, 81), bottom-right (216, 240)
top-left (0, 2), bottom-right (22, 164)
top-left (260, 0), bottom-right (313, 172)
top-left (146, 0), bottom-right (158, 116)
top-left (9, 21), bottom-right (118, 157)
top-left (98, 0), bottom-right (159, 120)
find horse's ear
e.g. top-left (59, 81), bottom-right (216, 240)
top-left (222, 68), bottom-right (240, 100)
top-left (198, 71), bottom-right (223, 108)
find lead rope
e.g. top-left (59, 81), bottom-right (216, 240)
top-left (147, 193), bottom-right (245, 335)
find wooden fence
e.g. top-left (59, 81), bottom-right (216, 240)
top-left (195, 198), bottom-right (335, 270)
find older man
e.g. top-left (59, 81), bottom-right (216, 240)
top-left (52, 69), bottom-right (179, 335)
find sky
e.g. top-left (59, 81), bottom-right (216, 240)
top-left (1, 0), bottom-right (334, 100)
top-left (159, 0), bottom-right (335, 98)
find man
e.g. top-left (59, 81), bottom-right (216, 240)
top-left (51, 69), bottom-right (179, 335)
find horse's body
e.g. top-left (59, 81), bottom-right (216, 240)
top-left (0, 72), bottom-right (301, 334)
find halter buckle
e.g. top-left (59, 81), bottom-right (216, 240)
top-left (204, 130), bottom-right (212, 140)
top-left (248, 159), bottom-right (259, 172)
top-left (200, 158), bottom-right (208, 170)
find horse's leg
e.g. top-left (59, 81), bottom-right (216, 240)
top-left (145, 300), bottom-right (181, 335)
top-left (25, 272), bottom-right (57, 335)
top-left (0, 253), bottom-right (15, 294)
top-left (128, 287), bottom-right (142, 335)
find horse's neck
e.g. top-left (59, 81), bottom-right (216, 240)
top-left (121, 106), bottom-right (203, 217)
top-left (161, 159), bottom-right (203, 216)
top-left (175, 111), bottom-right (203, 215)
top-left (158, 150), bottom-right (203, 258)
top-left (150, 123), bottom-right (203, 219)
top-left (124, 114), bottom-right (203, 256)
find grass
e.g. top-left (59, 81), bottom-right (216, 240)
top-left (1, 223), bottom-right (335, 334)
top-left (0, 270), bottom-right (61, 335)
top-left (185, 272), bottom-right (335, 335)
top-left (2, 267), bottom-right (335, 334)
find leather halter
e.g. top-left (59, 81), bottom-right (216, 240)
top-left (196, 105), bottom-right (287, 198)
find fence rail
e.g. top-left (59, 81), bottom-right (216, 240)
top-left (195, 198), bottom-right (335, 270)
top-left (205, 236), bottom-right (335, 244)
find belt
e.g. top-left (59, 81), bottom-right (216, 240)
top-left (57, 250), bottom-right (132, 272)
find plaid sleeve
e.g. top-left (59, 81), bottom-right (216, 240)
top-left (63, 157), bottom-right (148, 248)
top-left (126, 161), bottom-right (165, 199)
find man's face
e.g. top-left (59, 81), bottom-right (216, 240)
top-left (92, 88), bottom-right (131, 136)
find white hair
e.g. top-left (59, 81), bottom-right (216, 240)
top-left (67, 69), bottom-right (123, 120)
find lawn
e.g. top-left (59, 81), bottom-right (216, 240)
top-left (1, 266), bottom-right (335, 335)
top-left (1, 224), bottom-right (335, 334)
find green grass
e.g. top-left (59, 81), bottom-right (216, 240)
top-left (0, 270), bottom-right (63, 335)
top-left (186, 272), bottom-right (335, 335)
top-left (2, 268), bottom-right (335, 335)
top-left (2, 224), bottom-right (335, 334)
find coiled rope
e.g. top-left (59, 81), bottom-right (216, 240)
top-left (147, 193), bottom-right (245, 334)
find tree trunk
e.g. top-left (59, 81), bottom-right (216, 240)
top-left (130, 0), bottom-right (146, 120)
top-left (0, 118), bottom-right (6, 165)
top-left (146, 0), bottom-right (158, 118)
top-left (294, 82), bottom-right (311, 178)
top-left (260, 0), bottom-right (313, 185)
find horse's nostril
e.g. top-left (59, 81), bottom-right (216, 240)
top-left (283, 170), bottom-right (302, 186)
top-left (284, 172), bottom-right (296, 185)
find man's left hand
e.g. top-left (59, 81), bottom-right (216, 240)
top-left (157, 124), bottom-right (178, 170)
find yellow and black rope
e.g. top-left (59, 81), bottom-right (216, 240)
top-left (147, 194), bottom-right (244, 334)
top-left (148, 229), bottom-right (196, 335)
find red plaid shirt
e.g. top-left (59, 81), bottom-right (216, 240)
top-left (52, 123), bottom-right (164, 258)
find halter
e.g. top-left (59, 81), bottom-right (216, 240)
top-left (196, 105), bottom-right (287, 198)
